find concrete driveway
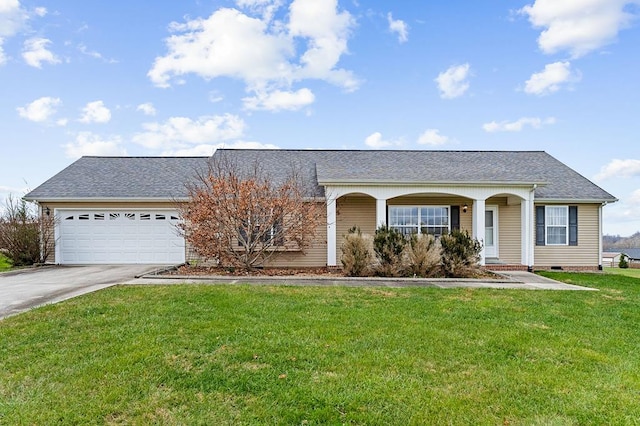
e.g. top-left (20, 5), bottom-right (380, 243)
top-left (0, 265), bottom-right (169, 320)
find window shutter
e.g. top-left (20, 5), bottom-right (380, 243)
top-left (451, 206), bottom-right (460, 231)
top-left (569, 206), bottom-right (578, 246)
top-left (536, 206), bottom-right (546, 246)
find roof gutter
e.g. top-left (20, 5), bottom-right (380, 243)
top-left (317, 179), bottom-right (549, 187)
top-left (534, 198), bottom-right (619, 204)
top-left (22, 197), bottom-right (189, 203)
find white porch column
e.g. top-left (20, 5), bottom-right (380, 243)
top-left (376, 198), bottom-right (387, 228)
top-left (327, 197), bottom-right (337, 266)
top-left (521, 197), bottom-right (531, 268)
top-left (472, 199), bottom-right (486, 265)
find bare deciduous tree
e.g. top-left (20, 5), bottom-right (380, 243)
top-left (177, 154), bottom-right (323, 270)
top-left (0, 195), bottom-right (56, 266)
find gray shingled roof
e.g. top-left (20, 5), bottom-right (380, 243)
top-left (24, 156), bottom-right (210, 200)
top-left (217, 150), bottom-right (617, 202)
top-left (621, 248), bottom-right (640, 260)
top-left (24, 150), bottom-right (617, 202)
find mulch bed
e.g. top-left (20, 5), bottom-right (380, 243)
top-left (164, 265), bottom-right (501, 279)
top-left (166, 265), bottom-right (344, 277)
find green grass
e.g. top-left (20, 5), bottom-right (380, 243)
top-left (2, 273), bottom-right (640, 424)
top-left (604, 266), bottom-right (640, 279)
top-left (0, 253), bottom-right (11, 271)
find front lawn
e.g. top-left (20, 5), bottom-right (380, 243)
top-left (604, 265), bottom-right (640, 279)
top-left (1, 273), bottom-right (640, 424)
top-left (0, 253), bottom-right (11, 271)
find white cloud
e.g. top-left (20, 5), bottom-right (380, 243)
top-left (387, 12), bottom-right (408, 43)
top-left (243, 87), bottom-right (315, 111)
top-left (524, 61), bottom-right (580, 95)
top-left (77, 43), bottom-right (117, 63)
top-left (148, 0), bottom-right (358, 108)
top-left (0, 0), bottom-right (25, 38)
top-left (22, 37), bottom-right (60, 68)
top-left (63, 132), bottom-right (127, 158)
top-left (629, 188), bottom-right (640, 205)
top-left (435, 63), bottom-right (471, 99)
top-left (519, 0), bottom-right (640, 58)
top-left (0, 0), bottom-right (26, 64)
top-left (16, 96), bottom-right (62, 122)
top-left (79, 100), bottom-right (111, 123)
top-left (133, 114), bottom-right (246, 151)
top-left (148, 8), bottom-right (294, 89)
top-left (162, 140), bottom-right (279, 156)
top-left (235, 0), bottom-right (284, 21)
top-left (364, 132), bottom-right (403, 149)
top-left (289, 0), bottom-right (358, 90)
top-left (601, 189), bottom-right (640, 235)
top-left (482, 116), bottom-right (556, 132)
top-left (0, 0), bottom-right (20, 14)
top-left (209, 90), bottom-right (224, 103)
top-left (417, 129), bottom-right (450, 146)
top-left (34, 6), bottom-right (46, 17)
top-left (595, 159), bottom-right (640, 181)
top-left (136, 102), bottom-right (157, 116)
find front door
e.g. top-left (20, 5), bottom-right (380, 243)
top-left (485, 206), bottom-right (498, 258)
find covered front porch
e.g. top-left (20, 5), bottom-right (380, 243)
top-left (325, 184), bottom-right (538, 270)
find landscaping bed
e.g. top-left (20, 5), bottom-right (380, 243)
top-left (164, 264), bottom-right (501, 279)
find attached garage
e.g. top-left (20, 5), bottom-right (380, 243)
top-left (56, 209), bottom-right (185, 264)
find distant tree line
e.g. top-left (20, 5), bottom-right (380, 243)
top-left (603, 232), bottom-right (640, 250)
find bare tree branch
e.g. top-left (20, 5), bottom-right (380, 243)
top-left (177, 152), bottom-right (324, 270)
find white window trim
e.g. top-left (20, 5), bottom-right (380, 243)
top-left (388, 205), bottom-right (450, 236)
top-left (545, 205), bottom-right (569, 246)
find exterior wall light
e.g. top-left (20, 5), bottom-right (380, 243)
top-left (462, 204), bottom-right (468, 213)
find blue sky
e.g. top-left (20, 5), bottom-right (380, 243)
top-left (1, 0), bottom-right (639, 236)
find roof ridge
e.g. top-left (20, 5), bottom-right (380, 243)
top-left (216, 149), bottom-right (548, 153)
top-left (81, 156), bottom-right (210, 159)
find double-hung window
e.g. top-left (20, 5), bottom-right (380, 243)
top-left (545, 206), bottom-right (568, 245)
top-left (536, 205), bottom-right (578, 246)
top-left (389, 206), bottom-right (449, 237)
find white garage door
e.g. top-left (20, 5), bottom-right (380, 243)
top-left (56, 210), bottom-right (185, 264)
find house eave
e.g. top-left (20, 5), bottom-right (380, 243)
top-left (22, 196), bottom-right (186, 203)
top-left (534, 198), bottom-right (618, 204)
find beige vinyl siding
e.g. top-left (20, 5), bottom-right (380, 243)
top-left (534, 203), bottom-right (600, 267)
top-left (266, 205), bottom-right (328, 268)
top-left (335, 195), bottom-right (377, 263)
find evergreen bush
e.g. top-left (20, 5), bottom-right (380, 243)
top-left (619, 253), bottom-right (629, 269)
top-left (372, 226), bottom-right (406, 277)
top-left (440, 229), bottom-right (483, 278)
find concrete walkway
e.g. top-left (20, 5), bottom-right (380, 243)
top-left (127, 270), bottom-right (597, 291)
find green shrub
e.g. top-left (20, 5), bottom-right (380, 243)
top-left (619, 253), bottom-right (629, 269)
top-left (440, 229), bottom-right (483, 278)
top-left (340, 227), bottom-right (373, 277)
top-left (372, 226), bottom-right (406, 277)
top-left (404, 233), bottom-right (441, 277)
